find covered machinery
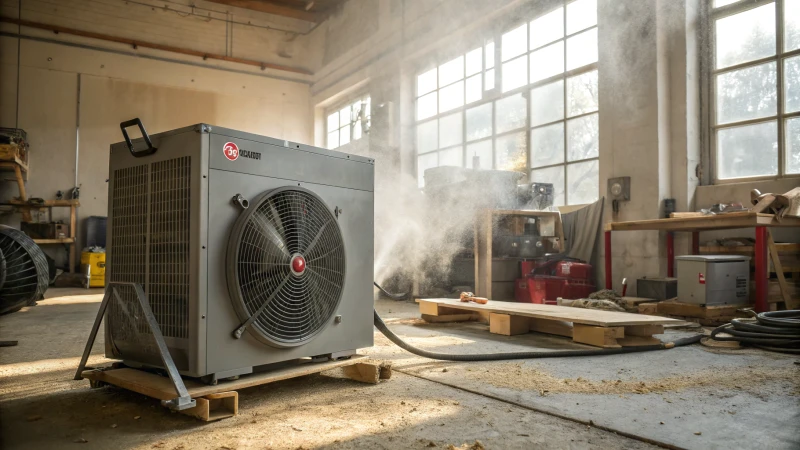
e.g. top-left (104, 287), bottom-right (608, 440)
top-left (105, 121), bottom-right (374, 383)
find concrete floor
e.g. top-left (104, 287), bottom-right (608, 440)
top-left (0, 289), bottom-right (797, 450)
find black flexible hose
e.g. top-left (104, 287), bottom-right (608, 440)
top-left (710, 310), bottom-right (800, 354)
top-left (373, 281), bottom-right (409, 301)
top-left (373, 309), bottom-right (702, 361)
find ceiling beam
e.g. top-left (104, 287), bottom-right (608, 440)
top-left (206, 0), bottom-right (321, 23)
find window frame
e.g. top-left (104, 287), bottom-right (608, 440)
top-left (412, 0), bottom-right (600, 206)
top-left (706, 0), bottom-right (800, 183)
top-left (325, 94), bottom-right (371, 150)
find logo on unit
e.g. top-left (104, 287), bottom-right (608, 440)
top-left (223, 142), bottom-right (261, 161)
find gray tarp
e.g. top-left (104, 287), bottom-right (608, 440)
top-left (561, 197), bottom-right (605, 263)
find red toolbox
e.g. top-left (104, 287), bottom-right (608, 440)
top-left (515, 258), bottom-right (595, 304)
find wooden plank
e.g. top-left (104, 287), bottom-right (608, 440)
top-left (82, 355), bottom-right (370, 400)
top-left (656, 301), bottom-right (746, 319)
top-left (342, 362), bottom-right (381, 384)
top-left (669, 212), bottom-right (705, 218)
top-left (637, 303), bottom-right (659, 315)
top-left (419, 298), bottom-right (680, 327)
top-left (572, 324), bottom-right (623, 348)
top-left (529, 318), bottom-right (573, 337)
top-left (421, 313), bottom-right (476, 323)
top-left (180, 391), bottom-right (238, 422)
top-left (418, 300), bottom-right (465, 317)
top-left (617, 336), bottom-right (662, 346)
top-left (767, 230), bottom-right (797, 309)
top-left (624, 324), bottom-right (664, 336)
top-left (33, 238), bottom-right (75, 244)
top-left (9, 199), bottom-right (80, 206)
top-left (489, 313), bottom-right (530, 336)
top-left (607, 212), bottom-right (800, 232)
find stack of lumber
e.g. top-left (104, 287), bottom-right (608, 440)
top-left (654, 300), bottom-right (750, 326)
top-left (417, 298), bottom-right (680, 349)
top-left (750, 187), bottom-right (800, 219)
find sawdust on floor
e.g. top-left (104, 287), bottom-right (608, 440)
top-left (409, 362), bottom-right (800, 396)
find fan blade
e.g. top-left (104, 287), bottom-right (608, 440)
top-left (249, 209), bottom-right (291, 259)
top-left (232, 272), bottom-right (292, 339)
top-left (303, 220), bottom-right (330, 255)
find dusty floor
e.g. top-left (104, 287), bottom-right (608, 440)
top-left (0, 289), bottom-right (797, 450)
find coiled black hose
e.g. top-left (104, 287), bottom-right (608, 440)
top-left (371, 282), bottom-right (702, 361)
top-left (710, 310), bottom-right (800, 354)
top-left (373, 281), bottom-right (409, 301)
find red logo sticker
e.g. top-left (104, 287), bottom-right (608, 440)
top-left (699, 273), bottom-right (705, 284)
top-left (223, 142), bottom-right (239, 161)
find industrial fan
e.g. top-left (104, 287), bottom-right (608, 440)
top-left (103, 121), bottom-right (374, 382)
top-left (0, 226), bottom-right (49, 315)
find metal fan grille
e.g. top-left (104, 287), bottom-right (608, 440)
top-left (0, 226), bottom-right (49, 314)
top-left (228, 187), bottom-right (345, 347)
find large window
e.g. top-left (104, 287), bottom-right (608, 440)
top-left (327, 95), bottom-right (371, 149)
top-left (414, 0), bottom-right (599, 206)
top-left (709, 0), bottom-right (800, 180)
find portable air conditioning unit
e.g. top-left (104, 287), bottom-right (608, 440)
top-left (105, 121), bottom-right (374, 383)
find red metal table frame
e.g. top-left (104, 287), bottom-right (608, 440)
top-left (603, 212), bottom-right (800, 312)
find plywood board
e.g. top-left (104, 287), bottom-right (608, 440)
top-left (419, 298), bottom-right (680, 327)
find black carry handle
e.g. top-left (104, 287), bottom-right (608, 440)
top-left (119, 118), bottom-right (157, 157)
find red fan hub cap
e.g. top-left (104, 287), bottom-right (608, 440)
top-left (291, 255), bottom-right (306, 275)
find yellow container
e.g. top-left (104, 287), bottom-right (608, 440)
top-left (81, 252), bottom-right (106, 287)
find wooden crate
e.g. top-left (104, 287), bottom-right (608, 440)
top-left (418, 298), bottom-right (679, 349)
top-left (0, 143), bottom-right (28, 168)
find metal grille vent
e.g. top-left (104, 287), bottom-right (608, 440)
top-left (108, 164), bottom-right (148, 341)
top-left (108, 157), bottom-right (191, 341)
top-left (227, 187), bottom-right (346, 347)
top-left (148, 157), bottom-right (191, 339)
top-left (0, 226), bottom-right (49, 314)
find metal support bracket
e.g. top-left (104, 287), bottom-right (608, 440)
top-left (73, 282), bottom-right (196, 411)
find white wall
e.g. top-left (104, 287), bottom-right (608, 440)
top-left (0, 0), bottom-right (314, 268)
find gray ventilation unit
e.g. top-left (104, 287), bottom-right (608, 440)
top-left (106, 122), bottom-right (374, 382)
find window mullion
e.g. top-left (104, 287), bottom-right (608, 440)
top-left (776, 0), bottom-right (785, 176)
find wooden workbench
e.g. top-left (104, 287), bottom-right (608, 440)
top-left (604, 212), bottom-right (800, 312)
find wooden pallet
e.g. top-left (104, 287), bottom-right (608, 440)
top-left (418, 298), bottom-right (680, 349)
top-left (81, 355), bottom-right (391, 421)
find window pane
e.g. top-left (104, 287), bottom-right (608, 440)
top-left (495, 93), bottom-right (527, 134)
top-left (715, 3), bottom-right (775, 69)
top-left (466, 140), bottom-right (493, 169)
top-left (531, 123), bottom-right (565, 168)
top-left (417, 119), bottom-right (438, 153)
top-left (328, 130), bottom-right (339, 149)
top-left (531, 7), bottom-right (563, 49)
top-left (567, 113), bottom-right (599, 161)
top-left (485, 41), bottom-right (495, 69)
top-left (466, 48), bottom-right (482, 76)
top-left (339, 106), bottom-right (351, 127)
top-left (502, 55), bottom-right (528, 92)
top-left (417, 152), bottom-right (438, 188)
top-left (417, 91), bottom-right (438, 120)
top-left (566, 28), bottom-right (598, 71)
top-left (418, 68), bottom-right (437, 96)
top-left (531, 166), bottom-right (565, 206)
top-left (339, 125), bottom-right (351, 146)
top-left (364, 97), bottom-right (371, 117)
top-left (566, 0), bottom-right (597, 35)
top-left (353, 120), bottom-right (362, 140)
top-left (466, 74), bottom-right (482, 104)
top-left (717, 121), bottom-right (778, 179)
top-left (567, 160), bottom-right (599, 205)
top-left (787, 117), bottom-right (800, 174)
top-left (530, 41), bottom-right (564, 83)
top-left (502, 24), bottom-right (527, 62)
top-left (466, 103), bottom-right (492, 141)
top-left (531, 80), bottom-right (564, 126)
top-left (567, 70), bottom-right (599, 117)
top-left (327, 112), bottom-right (339, 131)
top-left (485, 69), bottom-right (496, 90)
top-left (439, 112), bottom-right (463, 148)
top-left (495, 131), bottom-right (527, 171)
top-left (786, 56), bottom-right (800, 113)
top-left (352, 100), bottom-right (363, 121)
top-left (439, 146), bottom-right (463, 167)
top-left (716, 62), bottom-right (777, 124)
top-left (788, 0), bottom-right (800, 51)
top-left (439, 56), bottom-right (464, 87)
top-left (439, 80), bottom-right (465, 113)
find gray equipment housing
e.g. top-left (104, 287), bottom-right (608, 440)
top-left (676, 255), bottom-right (750, 306)
top-left (106, 124), bottom-right (374, 380)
